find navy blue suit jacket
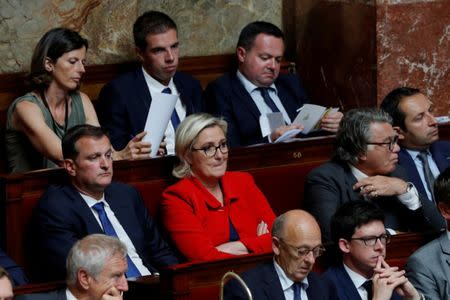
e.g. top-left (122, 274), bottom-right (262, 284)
top-left (15, 289), bottom-right (66, 300)
top-left (30, 183), bottom-right (178, 281)
top-left (224, 261), bottom-right (337, 300)
top-left (304, 159), bottom-right (445, 242)
top-left (204, 72), bottom-right (310, 147)
top-left (398, 141), bottom-right (450, 200)
top-left (0, 247), bottom-right (28, 286)
top-left (322, 264), bottom-right (402, 300)
top-left (97, 68), bottom-right (204, 150)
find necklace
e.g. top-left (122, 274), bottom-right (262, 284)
top-left (40, 90), bottom-right (69, 133)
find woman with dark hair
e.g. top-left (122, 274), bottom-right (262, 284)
top-left (6, 28), bottom-right (151, 173)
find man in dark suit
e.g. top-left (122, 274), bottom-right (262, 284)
top-left (97, 11), bottom-right (203, 155)
top-left (0, 248), bottom-right (27, 286)
top-left (406, 167), bottom-right (450, 299)
top-left (16, 234), bottom-right (128, 300)
top-left (224, 210), bottom-right (336, 300)
top-left (30, 125), bottom-right (177, 281)
top-left (304, 108), bottom-right (444, 242)
top-left (381, 87), bottom-right (450, 202)
top-left (322, 201), bottom-right (421, 300)
top-left (205, 21), bottom-right (342, 147)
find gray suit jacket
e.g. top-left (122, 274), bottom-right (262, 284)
top-left (406, 231), bottom-right (450, 299)
top-left (15, 288), bottom-right (66, 300)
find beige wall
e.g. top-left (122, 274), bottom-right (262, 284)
top-left (1, 0), bottom-right (282, 74)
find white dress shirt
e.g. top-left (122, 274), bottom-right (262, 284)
top-left (406, 149), bottom-right (440, 200)
top-left (273, 259), bottom-right (309, 300)
top-left (142, 67), bottom-right (186, 155)
top-left (66, 288), bottom-right (77, 300)
top-left (80, 193), bottom-right (151, 276)
top-left (236, 70), bottom-right (293, 138)
top-left (343, 263), bottom-right (372, 300)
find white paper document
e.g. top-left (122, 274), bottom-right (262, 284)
top-left (292, 104), bottom-right (339, 134)
top-left (142, 92), bottom-right (178, 157)
top-left (274, 128), bottom-right (303, 143)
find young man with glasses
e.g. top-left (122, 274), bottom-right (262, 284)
top-left (305, 108), bottom-right (444, 242)
top-left (224, 210), bottom-right (337, 300)
top-left (323, 201), bottom-right (422, 300)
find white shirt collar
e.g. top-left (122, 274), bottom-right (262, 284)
top-left (79, 192), bottom-right (107, 209)
top-left (343, 263), bottom-right (371, 289)
top-left (273, 258), bottom-right (309, 292)
top-left (66, 288), bottom-right (77, 300)
top-left (236, 70), bottom-right (277, 95)
top-left (141, 66), bottom-right (175, 92)
top-left (349, 163), bottom-right (369, 181)
top-left (446, 230), bottom-right (450, 241)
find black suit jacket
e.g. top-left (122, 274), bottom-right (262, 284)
top-left (30, 183), bottom-right (178, 281)
top-left (204, 72), bottom-right (310, 147)
top-left (224, 261), bottom-right (337, 300)
top-left (322, 264), bottom-right (402, 300)
top-left (15, 289), bottom-right (66, 300)
top-left (97, 68), bottom-right (204, 150)
top-left (0, 247), bottom-right (28, 286)
top-left (398, 140), bottom-right (450, 200)
top-left (304, 159), bottom-right (445, 242)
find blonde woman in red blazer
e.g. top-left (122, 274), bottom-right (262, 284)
top-left (161, 113), bottom-right (276, 262)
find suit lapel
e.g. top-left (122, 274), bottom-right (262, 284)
top-left (173, 73), bottom-right (192, 113)
top-left (398, 148), bottom-right (427, 196)
top-left (134, 68), bottom-right (153, 112)
top-left (262, 263), bottom-right (286, 300)
top-left (65, 185), bottom-right (103, 234)
top-left (57, 288), bottom-right (67, 300)
top-left (335, 265), bottom-right (363, 300)
top-left (431, 142), bottom-right (450, 172)
top-left (230, 74), bottom-right (262, 121)
top-left (275, 80), bottom-right (298, 122)
top-left (104, 187), bottom-right (135, 238)
top-left (439, 233), bottom-right (450, 275)
top-left (342, 163), bottom-right (360, 202)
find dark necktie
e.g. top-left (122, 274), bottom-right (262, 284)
top-left (362, 280), bottom-right (373, 300)
top-left (162, 87), bottom-right (181, 130)
top-left (293, 282), bottom-right (303, 300)
top-left (257, 87), bottom-right (280, 113)
top-left (418, 151), bottom-right (435, 201)
top-left (92, 202), bottom-right (141, 278)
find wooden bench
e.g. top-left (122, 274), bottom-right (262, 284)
top-left (0, 54), bottom-right (294, 173)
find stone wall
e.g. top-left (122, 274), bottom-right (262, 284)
top-left (0, 0), bottom-right (281, 73)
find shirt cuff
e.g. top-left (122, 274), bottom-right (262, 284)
top-left (397, 184), bottom-right (421, 210)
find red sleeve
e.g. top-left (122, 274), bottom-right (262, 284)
top-left (232, 173), bottom-right (276, 254)
top-left (161, 185), bottom-right (233, 262)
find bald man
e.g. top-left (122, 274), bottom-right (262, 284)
top-left (224, 210), bottom-right (337, 299)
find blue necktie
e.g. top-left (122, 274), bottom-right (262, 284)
top-left (162, 87), bottom-right (181, 130)
top-left (257, 87), bottom-right (280, 113)
top-left (362, 280), bottom-right (373, 299)
top-left (92, 202), bottom-right (141, 278)
top-left (293, 282), bottom-right (303, 300)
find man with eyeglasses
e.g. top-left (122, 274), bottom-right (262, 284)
top-left (406, 167), bottom-right (450, 299)
top-left (224, 210), bottom-right (337, 299)
top-left (381, 87), bottom-right (450, 202)
top-left (29, 125), bottom-right (178, 281)
top-left (305, 108), bottom-right (444, 242)
top-left (323, 201), bottom-right (421, 300)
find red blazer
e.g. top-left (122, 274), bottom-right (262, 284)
top-left (161, 171), bottom-right (276, 262)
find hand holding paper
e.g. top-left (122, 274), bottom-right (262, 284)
top-left (320, 110), bottom-right (343, 132)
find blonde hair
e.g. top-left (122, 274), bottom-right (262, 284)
top-left (173, 113), bottom-right (227, 178)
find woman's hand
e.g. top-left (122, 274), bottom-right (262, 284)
top-left (216, 241), bottom-right (249, 255)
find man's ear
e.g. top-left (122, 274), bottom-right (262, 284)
top-left (338, 238), bottom-right (351, 254)
top-left (64, 159), bottom-right (76, 177)
top-left (393, 126), bottom-right (405, 140)
top-left (236, 47), bottom-right (247, 64)
top-left (135, 47), bottom-right (144, 62)
top-left (77, 268), bottom-right (91, 290)
top-left (438, 202), bottom-right (450, 220)
top-left (44, 57), bottom-right (54, 72)
top-left (272, 236), bottom-right (281, 256)
top-left (357, 151), bottom-right (367, 162)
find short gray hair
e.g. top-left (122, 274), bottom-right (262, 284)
top-left (271, 213), bottom-right (287, 239)
top-left (66, 234), bottom-right (127, 286)
top-left (335, 108), bottom-right (392, 164)
top-left (173, 113), bottom-right (228, 178)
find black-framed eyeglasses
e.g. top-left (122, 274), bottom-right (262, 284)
top-left (350, 233), bottom-right (391, 246)
top-left (192, 141), bottom-right (229, 158)
top-left (279, 239), bottom-right (326, 259)
top-left (367, 135), bottom-right (399, 152)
